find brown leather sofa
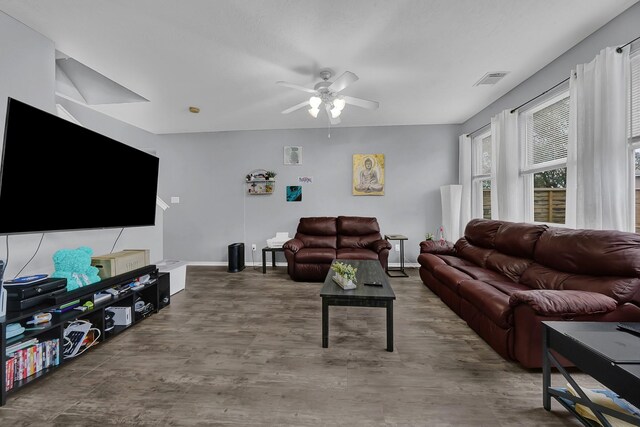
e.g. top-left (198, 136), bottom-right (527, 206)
top-left (418, 218), bottom-right (640, 368)
top-left (283, 216), bottom-right (391, 282)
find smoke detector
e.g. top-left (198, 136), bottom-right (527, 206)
top-left (474, 72), bottom-right (509, 86)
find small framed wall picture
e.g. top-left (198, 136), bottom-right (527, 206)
top-left (286, 186), bottom-right (302, 202)
top-left (284, 146), bottom-right (302, 165)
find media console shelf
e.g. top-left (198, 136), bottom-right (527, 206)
top-left (0, 266), bottom-right (168, 406)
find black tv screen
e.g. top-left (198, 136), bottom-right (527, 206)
top-left (0, 98), bottom-right (159, 234)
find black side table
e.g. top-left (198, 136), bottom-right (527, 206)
top-left (384, 234), bottom-right (408, 277)
top-left (262, 247), bottom-right (284, 274)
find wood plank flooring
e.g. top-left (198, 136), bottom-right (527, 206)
top-left (0, 266), bottom-right (595, 426)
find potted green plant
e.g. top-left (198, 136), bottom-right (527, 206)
top-left (331, 261), bottom-right (357, 290)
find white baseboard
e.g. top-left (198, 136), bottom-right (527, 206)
top-left (185, 261), bottom-right (418, 268)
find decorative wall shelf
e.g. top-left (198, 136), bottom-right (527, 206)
top-left (246, 169), bottom-right (276, 195)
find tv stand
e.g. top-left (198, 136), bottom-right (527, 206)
top-left (0, 266), bottom-right (168, 406)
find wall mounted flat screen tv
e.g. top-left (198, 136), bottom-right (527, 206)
top-left (0, 98), bottom-right (159, 235)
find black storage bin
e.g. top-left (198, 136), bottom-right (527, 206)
top-left (228, 243), bottom-right (245, 273)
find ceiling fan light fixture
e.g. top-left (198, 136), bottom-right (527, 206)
top-left (309, 96), bottom-right (322, 109)
top-left (330, 107), bottom-right (342, 118)
top-left (333, 97), bottom-right (346, 111)
top-left (308, 107), bottom-right (320, 118)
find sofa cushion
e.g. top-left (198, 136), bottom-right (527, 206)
top-left (417, 253), bottom-right (446, 272)
top-left (338, 234), bottom-right (382, 249)
top-left (438, 255), bottom-right (476, 268)
top-left (519, 263), bottom-right (640, 303)
top-left (534, 227), bottom-right (640, 277)
top-left (297, 217), bottom-right (337, 235)
top-left (519, 263), bottom-right (570, 290)
top-left (557, 275), bottom-right (640, 304)
top-left (494, 222), bottom-right (547, 258)
top-left (509, 290), bottom-right (617, 316)
top-left (420, 240), bottom-right (455, 254)
top-left (459, 280), bottom-right (513, 328)
top-left (295, 248), bottom-right (336, 263)
top-left (296, 233), bottom-right (336, 249)
top-left (455, 266), bottom-right (511, 283)
top-left (464, 219), bottom-right (503, 248)
top-left (485, 252), bottom-right (533, 282)
top-left (454, 238), bottom-right (494, 268)
top-left (484, 280), bottom-right (531, 296)
top-left (433, 265), bottom-right (473, 293)
top-left (336, 248), bottom-right (379, 261)
top-left (337, 216), bottom-right (380, 235)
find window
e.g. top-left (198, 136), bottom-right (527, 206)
top-left (520, 93), bottom-right (570, 224)
top-left (631, 44), bottom-right (640, 142)
top-left (471, 131), bottom-right (492, 219)
top-left (630, 43), bottom-right (640, 232)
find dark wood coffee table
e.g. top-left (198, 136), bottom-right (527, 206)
top-left (320, 260), bottom-right (396, 352)
top-left (542, 321), bottom-right (640, 426)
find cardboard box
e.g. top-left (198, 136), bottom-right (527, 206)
top-left (91, 249), bottom-right (150, 279)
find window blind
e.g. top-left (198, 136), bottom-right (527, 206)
top-left (631, 44), bottom-right (640, 139)
top-left (525, 96), bottom-right (569, 166)
top-left (481, 134), bottom-right (492, 174)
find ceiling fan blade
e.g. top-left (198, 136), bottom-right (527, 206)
top-left (342, 95), bottom-right (379, 110)
top-left (281, 100), bottom-right (310, 114)
top-left (276, 81), bottom-right (317, 94)
top-left (328, 71), bottom-right (358, 93)
top-left (325, 104), bottom-right (341, 125)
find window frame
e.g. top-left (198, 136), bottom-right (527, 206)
top-left (519, 91), bottom-right (570, 225)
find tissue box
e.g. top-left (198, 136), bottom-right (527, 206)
top-left (267, 232), bottom-right (290, 248)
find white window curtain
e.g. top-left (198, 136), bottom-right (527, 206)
top-left (458, 134), bottom-right (472, 236)
top-left (490, 110), bottom-right (523, 221)
top-left (565, 46), bottom-right (632, 231)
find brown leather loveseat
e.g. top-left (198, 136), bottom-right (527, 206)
top-left (418, 218), bottom-right (640, 368)
top-left (283, 216), bottom-right (391, 282)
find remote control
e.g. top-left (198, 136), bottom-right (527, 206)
top-left (364, 282), bottom-right (383, 287)
top-left (617, 323), bottom-right (640, 337)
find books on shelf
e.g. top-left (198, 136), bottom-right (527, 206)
top-left (5, 338), bottom-right (59, 392)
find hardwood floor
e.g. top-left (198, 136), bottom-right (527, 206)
top-left (0, 266), bottom-right (594, 426)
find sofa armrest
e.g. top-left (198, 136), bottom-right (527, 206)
top-left (508, 290), bottom-right (617, 317)
top-left (283, 238), bottom-right (304, 253)
top-left (419, 240), bottom-right (455, 255)
top-left (370, 239), bottom-right (392, 253)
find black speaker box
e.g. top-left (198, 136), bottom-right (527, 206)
top-left (158, 272), bottom-right (170, 310)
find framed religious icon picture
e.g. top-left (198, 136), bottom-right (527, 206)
top-left (353, 154), bottom-right (384, 196)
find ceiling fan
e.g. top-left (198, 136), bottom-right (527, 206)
top-left (277, 70), bottom-right (379, 125)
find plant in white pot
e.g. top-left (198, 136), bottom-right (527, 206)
top-left (331, 261), bottom-right (357, 290)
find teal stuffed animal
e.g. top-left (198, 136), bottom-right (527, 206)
top-left (51, 246), bottom-right (101, 291)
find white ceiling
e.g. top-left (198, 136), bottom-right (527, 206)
top-left (0, 0), bottom-right (637, 134)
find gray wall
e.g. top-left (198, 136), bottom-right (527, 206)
top-left (0, 12), bottom-right (163, 278)
top-left (156, 125), bottom-right (460, 265)
top-left (462, 1), bottom-right (640, 133)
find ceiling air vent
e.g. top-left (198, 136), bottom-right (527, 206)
top-left (474, 71), bottom-right (509, 86)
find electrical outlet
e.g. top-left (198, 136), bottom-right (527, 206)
top-left (251, 244), bottom-right (257, 251)
top-left (395, 244), bottom-right (400, 252)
